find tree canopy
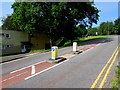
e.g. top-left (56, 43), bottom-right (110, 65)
top-left (113, 18), bottom-right (120, 34)
top-left (2, 16), bottom-right (15, 30)
top-left (3, 2), bottom-right (99, 46)
top-left (98, 22), bottom-right (114, 35)
top-left (87, 27), bottom-right (98, 36)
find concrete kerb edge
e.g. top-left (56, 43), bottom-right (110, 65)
top-left (46, 57), bottom-right (67, 63)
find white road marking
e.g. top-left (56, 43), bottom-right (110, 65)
top-left (25, 59), bottom-right (69, 80)
top-left (11, 42), bottom-right (101, 81)
top-left (31, 65), bottom-right (35, 75)
top-left (1, 71), bottom-right (28, 83)
top-left (80, 43), bottom-right (100, 54)
top-left (25, 43), bottom-right (101, 80)
top-left (10, 61), bottom-right (45, 74)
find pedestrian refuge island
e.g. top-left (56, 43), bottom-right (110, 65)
top-left (46, 46), bottom-right (66, 63)
top-left (46, 43), bottom-right (82, 63)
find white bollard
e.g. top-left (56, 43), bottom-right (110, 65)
top-left (73, 42), bottom-right (77, 52)
top-left (96, 32), bottom-right (98, 35)
top-left (31, 65), bottom-right (35, 74)
top-left (51, 46), bottom-right (58, 60)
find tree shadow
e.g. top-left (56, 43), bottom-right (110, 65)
top-left (78, 37), bottom-right (114, 46)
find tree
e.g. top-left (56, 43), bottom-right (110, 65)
top-left (87, 27), bottom-right (98, 36)
top-left (98, 22), bottom-right (114, 35)
top-left (11, 2), bottom-right (99, 46)
top-left (113, 18), bottom-right (120, 35)
top-left (2, 15), bottom-right (18, 30)
top-left (108, 22), bottom-right (114, 35)
top-left (75, 24), bottom-right (87, 37)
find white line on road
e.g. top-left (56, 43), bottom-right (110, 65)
top-left (25, 59), bottom-right (69, 80)
top-left (80, 43), bottom-right (100, 55)
top-left (25, 43), bottom-right (102, 80)
top-left (31, 65), bottom-right (35, 75)
top-left (11, 42), bottom-right (102, 81)
top-left (10, 61), bottom-right (45, 74)
top-left (1, 71), bottom-right (28, 83)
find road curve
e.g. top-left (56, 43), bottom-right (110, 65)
top-left (1, 36), bottom-right (119, 88)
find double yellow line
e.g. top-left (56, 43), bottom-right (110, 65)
top-left (90, 46), bottom-right (119, 89)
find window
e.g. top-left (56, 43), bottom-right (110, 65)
top-left (0, 33), bottom-right (4, 36)
top-left (6, 34), bottom-right (10, 38)
top-left (0, 45), bottom-right (11, 49)
top-left (6, 45), bottom-right (10, 48)
top-left (0, 45), bottom-right (5, 50)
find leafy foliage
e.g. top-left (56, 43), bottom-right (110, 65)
top-left (10, 2), bottom-right (99, 46)
top-left (87, 27), bottom-right (98, 36)
top-left (113, 18), bottom-right (120, 35)
top-left (75, 24), bottom-right (87, 37)
top-left (2, 16), bottom-right (16, 30)
top-left (98, 22), bottom-right (114, 35)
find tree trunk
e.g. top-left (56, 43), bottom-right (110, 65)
top-left (71, 39), bottom-right (73, 46)
top-left (28, 34), bottom-right (32, 49)
top-left (49, 28), bottom-right (53, 47)
top-left (50, 38), bottom-right (53, 47)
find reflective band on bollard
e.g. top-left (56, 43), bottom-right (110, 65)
top-left (73, 42), bottom-right (77, 52)
top-left (51, 46), bottom-right (58, 60)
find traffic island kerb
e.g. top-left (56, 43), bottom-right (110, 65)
top-left (46, 57), bottom-right (67, 63)
top-left (73, 50), bottom-right (83, 54)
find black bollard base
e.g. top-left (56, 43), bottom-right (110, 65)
top-left (73, 50), bottom-right (83, 54)
top-left (46, 57), bottom-right (67, 63)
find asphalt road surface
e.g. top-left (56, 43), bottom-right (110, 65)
top-left (1, 36), bottom-right (119, 88)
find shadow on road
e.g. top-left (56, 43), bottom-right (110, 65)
top-left (1, 55), bottom-right (27, 63)
top-left (78, 37), bottom-right (114, 46)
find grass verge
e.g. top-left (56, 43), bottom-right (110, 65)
top-left (64, 35), bottom-right (118, 46)
top-left (111, 66), bottom-right (120, 89)
top-left (29, 49), bottom-right (51, 53)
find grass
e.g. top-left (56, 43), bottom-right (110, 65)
top-left (111, 66), bottom-right (120, 89)
top-left (64, 35), bottom-right (118, 46)
top-left (29, 49), bottom-right (51, 53)
top-left (1, 35), bottom-right (118, 58)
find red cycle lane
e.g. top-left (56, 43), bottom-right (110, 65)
top-left (1, 67), bottom-right (31, 88)
top-left (1, 62), bottom-right (55, 88)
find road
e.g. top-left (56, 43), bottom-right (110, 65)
top-left (1, 36), bottom-right (119, 88)
top-left (1, 37), bottom-right (105, 75)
